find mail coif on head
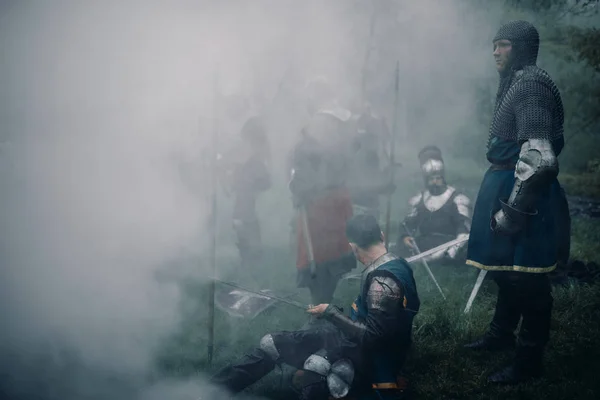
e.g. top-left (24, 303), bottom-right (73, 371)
top-left (493, 20), bottom-right (540, 70)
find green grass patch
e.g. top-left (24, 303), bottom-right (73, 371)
top-left (560, 172), bottom-right (600, 198)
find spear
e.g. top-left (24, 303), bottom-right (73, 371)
top-left (384, 61), bottom-right (400, 249)
top-left (207, 72), bottom-right (219, 365)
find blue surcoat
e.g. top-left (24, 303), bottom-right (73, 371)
top-left (350, 256), bottom-right (420, 390)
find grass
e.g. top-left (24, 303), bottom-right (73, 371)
top-left (154, 213), bottom-right (600, 400)
top-left (560, 172), bottom-right (600, 198)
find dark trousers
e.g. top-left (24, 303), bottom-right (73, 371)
top-left (209, 322), bottom-right (348, 396)
top-left (233, 219), bottom-right (262, 269)
top-left (488, 271), bottom-right (553, 365)
top-left (297, 255), bottom-right (356, 304)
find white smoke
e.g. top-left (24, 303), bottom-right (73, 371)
top-left (0, 0), bottom-right (507, 398)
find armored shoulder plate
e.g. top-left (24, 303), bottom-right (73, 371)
top-left (405, 192), bottom-right (422, 218)
top-left (366, 275), bottom-right (404, 311)
top-left (453, 193), bottom-right (472, 219)
top-left (408, 193), bottom-right (422, 207)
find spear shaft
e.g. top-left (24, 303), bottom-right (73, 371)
top-left (207, 72), bottom-right (219, 365)
top-left (384, 61), bottom-right (400, 249)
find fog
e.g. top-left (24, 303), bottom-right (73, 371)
top-left (0, 0), bottom-right (507, 398)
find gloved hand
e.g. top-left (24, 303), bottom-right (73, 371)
top-left (446, 245), bottom-right (458, 260)
top-left (403, 236), bottom-right (416, 249)
top-left (491, 209), bottom-right (519, 235)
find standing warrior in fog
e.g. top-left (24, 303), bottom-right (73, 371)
top-left (464, 20), bottom-right (568, 384)
top-left (219, 115), bottom-right (272, 270)
top-left (288, 77), bottom-right (356, 304)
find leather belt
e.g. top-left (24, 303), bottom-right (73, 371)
top-left (489, 163), bottom-right (515, 171)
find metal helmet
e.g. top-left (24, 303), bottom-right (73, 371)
top-left (418, 145), bottom-right (445, 177)
top-left (418, 145), bottom-right (446, 194)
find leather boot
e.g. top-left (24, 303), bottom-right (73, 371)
top-left (463, 333), bottom-right (515, 351)
top-left (488, 344), bottom-right (543, 384)
top-left (209, 348), bottom-right (276, 393)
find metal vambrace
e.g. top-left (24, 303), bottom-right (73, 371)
top-left (492, 139), bottom-right (558, 234)
top-left (324, 305), bottom-right (367, 343)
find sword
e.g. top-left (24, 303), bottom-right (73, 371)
top-left (464, 269), bottom-right (487, 314)
top-left (403, 223), bottom-right (446, 300)
top-left (213, 278), bottom-right (310, 311)
top-left (299, 206), bottom-right (317, 278)
top-left (342, 236), bottom-right (470, 281)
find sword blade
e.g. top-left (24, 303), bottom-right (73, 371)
top-left (464, 269), bottom-right (487, 314)
top-left (403, 224), bottom-right (446, 300)
top-left (341, 235), bottom-right (471, 282)
top-left (406, 235), bottom-right (469, 263)
top-left (213, 279), bottom-right (309, 311)
top-left (299, 207), bottom-right (317, 278)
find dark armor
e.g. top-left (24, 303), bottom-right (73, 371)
top-left (208, 253), bottom-right (419, 399)
top-left (323, 253), bottom-right (420, 394)
top-left (398, 187), bottom-right (471, 261)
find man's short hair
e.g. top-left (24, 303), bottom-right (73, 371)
top-left (345, 214), bottom-right (383, 249)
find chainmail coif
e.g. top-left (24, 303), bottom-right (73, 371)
top-left (488, 21), bottom-right (564, 150)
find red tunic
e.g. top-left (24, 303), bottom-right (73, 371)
top-left (296, 187), bottom-right (354, 269)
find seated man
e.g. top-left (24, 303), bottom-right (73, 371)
top-left (208, 214), bottom-right (420, 399)
top-left (395, 145), bottom-right (472, 264)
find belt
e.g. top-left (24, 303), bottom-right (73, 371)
top-left (489, 163), bottom-right (515, 171)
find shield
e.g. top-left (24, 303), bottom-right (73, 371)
top-left (215, 287), bottom-right (278, 319)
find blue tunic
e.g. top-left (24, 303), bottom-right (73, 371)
top-left (350, 257), bottom-right (419, 392)
top-left (466, 136), bottom-right (566, 273)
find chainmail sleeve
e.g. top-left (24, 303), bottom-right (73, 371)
top-left (512, 75), bottom-right (562, 143)
top-left (324, 272), bottom-right (406, 349)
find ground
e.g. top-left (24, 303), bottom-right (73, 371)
top-left (155, 168), bottom-right (600, 400)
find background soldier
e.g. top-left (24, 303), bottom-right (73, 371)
top-left (464, 20), bottom-right (568, 384)
top-left (347, 100), bottom-right (396, 221)
top-left (219, 115), bottom-right (272, 270)
top-left (288, 76), bottom-right (356, 305)
top-left (396, 145), bottom-right (472, 264)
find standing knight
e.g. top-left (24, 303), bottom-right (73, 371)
top-left (396, 145), bottom-right (472, 264)
top-left (288, 76), bottom-right (356, 305)
top-left (464, 21), bottom-right (568, 384)
top-left (219, 115), bottom-right (272, 270)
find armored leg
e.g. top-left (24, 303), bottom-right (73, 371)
top-left (209, 327), bottom-right (341, 394)
top-left (209, 334), bottom-right (281, 393)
